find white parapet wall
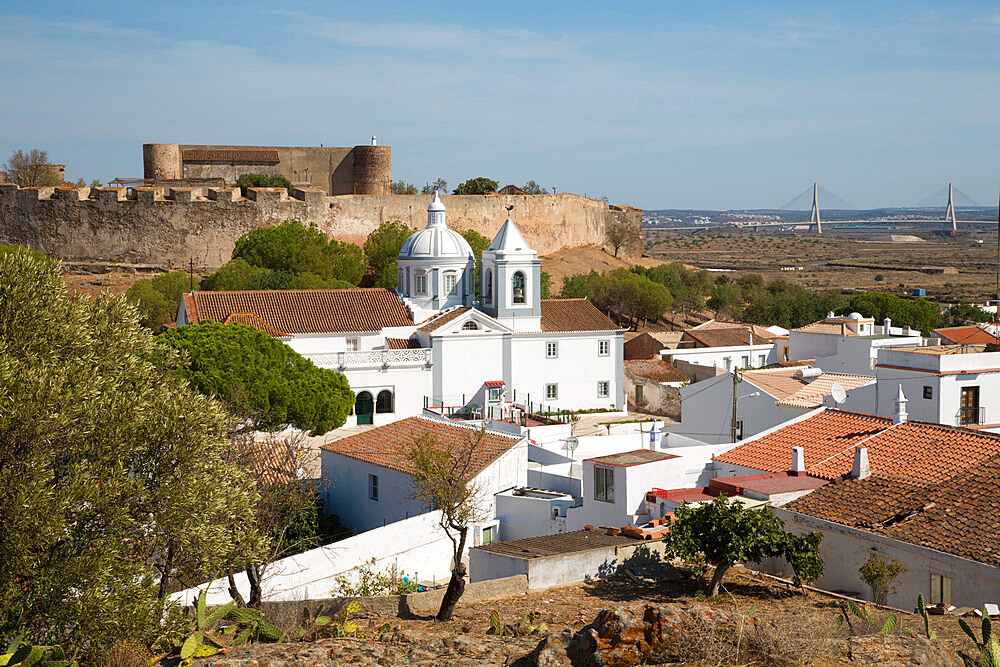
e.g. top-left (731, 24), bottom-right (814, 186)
top-left (171, 511), bottom-right (456, 607)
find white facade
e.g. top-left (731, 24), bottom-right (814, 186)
top-left (770, 508), bottom-right (1000, 609)
top-left (872, 346), bottom-right (1000, 430)
top-left (321, 435), bottom-right (527, 535)
top-left (662, 343), bottom-right (778, 375)
top-left (788, 313), bottom-right (924, 375)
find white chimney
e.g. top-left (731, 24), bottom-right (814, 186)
top-left (791, 446), bottom-right (806, 476)
top-left (371, 135), bottom-right (377, 146)
top-left (851, 446), bottom-right (870, 479)
top-left (893, 384), bottom-right (908, 424)
top-left (884, 317), bottom-right (892, 334)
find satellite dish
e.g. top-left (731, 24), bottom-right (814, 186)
top-left (830, 383), bottom-right (847, 405)
top-left (563, 436), bottom-right (579, 453)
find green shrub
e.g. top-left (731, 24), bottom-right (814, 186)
top-left (236, 173), bottom-right (294, 197)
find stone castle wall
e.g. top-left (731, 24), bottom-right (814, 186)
top-left (0, 185), bottom-right (641, 271)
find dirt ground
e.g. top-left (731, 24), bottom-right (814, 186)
top-left (645, 229), bottom-right (1000, 303)
top-left (541, 244), bottom-right (661, 294)
top-left (379, 566), bottom-right (978, 659)
top-left (62, 269), bottom-right (145, 299)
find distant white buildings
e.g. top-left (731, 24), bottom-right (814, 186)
top-left (786, 312), bottom-right (924, 375)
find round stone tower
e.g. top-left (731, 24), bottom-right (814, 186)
top-left (351, 144), bottom-right (391, 195)
top-left (142, 143), bottom-right (182, 180)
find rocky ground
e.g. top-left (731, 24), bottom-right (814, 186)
top-left (192, 567), bottom-right (978, 666)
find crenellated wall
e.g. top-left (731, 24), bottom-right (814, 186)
top-left (0, 185), bottom-right (641, 271)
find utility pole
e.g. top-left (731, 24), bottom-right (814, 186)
top-left (731, 369), bottom-right (741, 442)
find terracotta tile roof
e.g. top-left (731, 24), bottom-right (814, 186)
top-left (784, 454), bottom-right (1000, 566)
top-left (740, 368), bottom-right (809, 400)
top-left (223, 312), bottom-right (288, 337)
top-left (540, 299), bottom-right (621, 332)
top-left (624, 359), bottom-right (689, 383)
top-left (182, 288), bottom-right (412, 334)
top-left (694, 321), bottom-right (780, 339)
top-left (484, 380), bottom-right (505, 387)
top-left (809, 420), bottom-right (1000, 483)
top-left (933, 326), bottom-right (1000, 345)
top-left (715, 409), bottom-right (890, 478)
top-left (717, 408), bottom-right (1000, 483)
top-left (320, 416), bottom-right (521, 476)
top-left (683, 327), bottom-right (758, 348)
top-left (385, 337), bottom-right (422, 349)
top-left (775, 373), bottom-right (874, 409)
top-left (246, 439), bottom-right (298, 486)
top-left (792, 321), bottom-right (857, 336)
top-left (417, 306), bottom-right (472, 333)
top-left (182, 148), bottom-right (280, 164)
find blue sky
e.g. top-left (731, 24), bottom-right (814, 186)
top-left (1, 1), bottom-right (998, 210)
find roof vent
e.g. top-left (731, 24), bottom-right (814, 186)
top-left (893, 384), bottom-right (908, 424)
top-left (791, 446), bottom-right (806, 476)
top-left (850, 446), bottom-right (870, 480)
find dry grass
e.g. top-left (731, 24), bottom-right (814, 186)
top-left (101, 641), bottom-right (155, 667)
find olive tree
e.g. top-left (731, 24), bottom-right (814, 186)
top-left (408, 429), bottom-right (491, 621)
top-left (3, 149), bottom-right (62, 187)
top-left (0, 247), bottom-right (264, 656)
top-left (667, 495), bottom-right (823, 596)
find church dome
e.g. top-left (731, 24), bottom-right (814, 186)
top-left (398, 192), bottom-right (474, 261)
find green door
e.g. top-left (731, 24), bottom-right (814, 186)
top-left (355, 391), bottom-right (374, 425)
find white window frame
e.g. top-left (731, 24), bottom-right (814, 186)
top-left (346, 337), bottom-right (361, 352)
top-left (368, 473), bottom-right (379, 501)
top-left (741, 355), bottom-right (750, 368)
top-left (594, 466), bottom-right (614, 502)
top-left (758, 354), bottom-right (766, 366)
top-left (546, 341), bottom-right (558, 359)
top-left (597, 381), bottom-right (609, 398)
top-left (598, 339), bottom-right (610, 356)
top-left (488, 387), bottom-right (502, 403)
top-left (545, 383), bottom-right (558, 400)
top-left (444, 272), bottom-right (457, 295)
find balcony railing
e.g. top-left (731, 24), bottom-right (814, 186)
top-left (303, 348), bottom-right (432, 370)
top-left (958, 406), bottom-right (985, 427)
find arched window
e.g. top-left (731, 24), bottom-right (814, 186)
top-left (414, 271), bottom-right (427, 295)
top-left (485, 269), bottom-right (493, 303)
top-left (462, 320), bottom-right (479, 331)
top-left (444, 272), bottom-right (457, 295)
top-left (355, 391), bottom-right (374, 424)
top-left (512, 271), bottom-right (526, 304)
top-left (375, 390), bottom-right (394, 414)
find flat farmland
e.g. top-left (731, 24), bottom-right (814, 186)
top-left (644, 229), bottom-right (1000, 302)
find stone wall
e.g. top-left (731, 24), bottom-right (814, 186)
top-left (0, 185), bottom-right (641, 272)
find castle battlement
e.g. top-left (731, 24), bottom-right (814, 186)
top-left (1, 184), bottom-right (640, 273)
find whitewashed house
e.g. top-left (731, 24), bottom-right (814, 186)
top-left (176, 193), bottom-right (626, 426)
top-left (662, 324), bottom-right (781, 381)
top-left (868, 344), bottom-right (1000, 431)
top-left (668, 366), bottom-right (874, 444)
top-left (320, 415), bottom-right (527, 542)
top-left (786, 313), bottom-right (924, 374)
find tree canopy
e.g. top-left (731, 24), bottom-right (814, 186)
top-left (364, 220), bottom-right (413, 288)
top-left (421, 178), bottom-right (448, 195)
top-left (159, 321), bottom-right (354, 436)
top-left (453, 177), bottom-right (498, 195)
top-left (228, 219), bottom-right (365, 286)
top-left (667, 495), bottom-right (823, 596)
top-left (236, 173), bottom-right (294, 197)
top-left (557, 268), bottom-right (673, 328)
top-left (126, 270), bottom-right (196, 329)
top-left (846, 292), bottom-right (942, 335)
top-left (521, 180), bottom-right (551, 195)
top-left (391, 179), bottom-right (418, 195)
top-left (0, 247), bottom-right (263, 656)
top-left (3, 149), bottom-right (62, 187)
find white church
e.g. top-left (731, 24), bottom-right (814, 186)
top-left (176, 194), bottom-right (625, 426)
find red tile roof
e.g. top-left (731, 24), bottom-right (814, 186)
top-left (320, 416), bottom-right (521, 476)
top-left (223, 312), bottom-right (288, 337)
top-left (624, 359), bottom-right (689, 383)
top-left (385, 337), bottom-right (422, 349)
top-left (714, 409), bottom-right (890, 478)
top-left (792, 321), bottom-right (857, 336)
top-left (484, 380), bottom-right (505, 387)
top-left (417, 306), bottom-right (472, 333)
top-left (784, 454), bottom-right (1000, 566)
top-left (540, 299), bottom-right (620, 332)
top-left (683, 327), bottom-right (756, 348)
top-left (933, 325), bottom-right (1000, 345)
top-left (716, 408), bottom-right (1000, 483)
top-left (182, 288), bottom-right (413, 334)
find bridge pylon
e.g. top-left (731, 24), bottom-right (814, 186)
top-left (810, 182), bottom-right (822, 233)
top-left (945, 182), bottom-right (957, 231)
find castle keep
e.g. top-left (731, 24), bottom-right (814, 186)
top-left (142, 141), bottom-right (391, 195)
